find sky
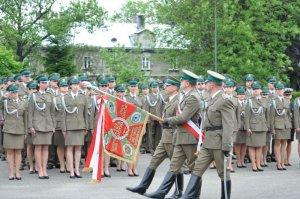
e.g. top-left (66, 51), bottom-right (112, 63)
top-left (53, 0), bottom-right (128, 16)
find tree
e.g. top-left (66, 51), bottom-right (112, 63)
top-left (99, 46), bottom-right (146, 84)
top-left (117, 0), bottom-right (300, 84)
top-left (0, 45), bottom-right (23, 76)
top-left (44, 42), bottom-right (78, 77)
top-left (0, 0), bottom-right (107, 62)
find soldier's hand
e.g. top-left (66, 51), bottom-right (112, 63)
top-left (296, 128), bottom-right (300, 133)
top-left (29, 128), bottom-right (36, 136)
top-left (62, 131), bottom-right (66, 138)
top-left (246, 129), bottom-right (252, 136)
top-left (223, 150), bottom-right (230, 157)
top-left (0, 120), bottom-right (4, 126)
top-left (52, 128), bottom-right (55, 133)
top-left (271, 129), bottom-right (276, 135)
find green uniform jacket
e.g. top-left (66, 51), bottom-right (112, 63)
top-left (28, 91), bottom-right (55, 132)
top-left (202, 91), bottom-right (235, 152)
top-left (294, 97), bottom-right (300, 129)
top-left (161, 94), bottom-right (179, 144)
top-left (166, 88), bottom-right (201, 145)
top-left (270, 97), bottom-right (292, 131)
top-left (61, 92), bottom-right (89, 132)
top-left (1, 99), bottom-right (27, 135)
top-left (244, 97), bottom-right (268, 132)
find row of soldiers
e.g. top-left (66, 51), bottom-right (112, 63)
top-left (0, 69), bottom-right (171, 180)
top-left (126, 70), bottom-right (300, 199)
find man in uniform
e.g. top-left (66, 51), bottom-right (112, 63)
top-left (0, 78), bottom-right (5, 161)
top-left (144, 69), bottom-right (200, 199)
top-left (267, 77), bottom-right (277, 99)
top-left (107, 75), bottom-right (116, 95)
top-left (180, 70), bottom-right (234, 199)
top-left (127, 77), bottom-right (183, 198)
top-left (144, 81), bottom-right (164, 154)
top-left (78, 74), bottom-right (89, 95)
top-left (18, 69), bottom-right (32, 99)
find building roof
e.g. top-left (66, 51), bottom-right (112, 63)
top-left (70, 23), bottom-right (168, 49)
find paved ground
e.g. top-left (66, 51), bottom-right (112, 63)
top-left (0, 142), bottom-right (300, 199)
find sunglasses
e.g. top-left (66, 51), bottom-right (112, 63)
top-left (197, 83), bottom-right (204, 85)
top-left (100, 85), bottom-right (108, 87)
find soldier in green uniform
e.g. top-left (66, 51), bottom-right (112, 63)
top-left (107, 75), bottom-right (116, 95)
top-left (267, 77), bottom-right (277, 99)
top-left (0, 84), bottom-right (27, 180)
top-left (293, 89), bottom-right (300, 166)
top-left (179, 70), bottom-right (234, 199)
top-left (0, 78), bottom-right (6, 161)
top-left (244, 81), bottom-right (268, 172)
top-left (126, 78), bottom-right (143, 177)
top-left (25, 81), bottom-right (38, 174)
top-left (234, 86), bottom-right (247, 168)
top-left (244, 74), bottom-right (255, 99)
top-left (53, 78), bottom-right (69, 173)
top-left (61, 76), bottom-right (89, 178)
top-left (270, 82), bottom-right (292, 171)
top-left (223, 79), bottom-right (238, 173)
top-left (78, 73), bottom-right (89, 95)
top-left (115, 84), bottom-right (127, 172)
top-left (284, 88), bottom-right (294, 167)
top-left (127, 77), bottom-right (184, 198)
top-left (28, 75), bottom-right (55, 179)
top-left (47, 73), bottom-right (61, 169)
top-left (144, 70), bottom-right (201, 199)
top-left (144, 81), bottom-right (164, 154)
top-left (261, 87), bottom-right (271, 166)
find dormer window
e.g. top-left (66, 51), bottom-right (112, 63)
top-left (141, 57), bottom-right (151, 70)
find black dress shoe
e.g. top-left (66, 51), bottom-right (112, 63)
top-left (29, 170), bottom-right (35, 174)
top-left (128, 173), bottom-right (134, 177)
top-left (237, 165), bottom-right (243, 168)
top-left (15, 177), bottom-right (22, 180)
top-left (252, 169), bottom-right (258, 172)
top-left (9, 177), bottom-right (14, 180)
top-left (44, 176), bottom-right (49, 179)
top-left (60, 170), bottom-right (66, 173)
top-left (38, 176), bottom-right (44, 179)
top-left (282, 167), bottom-right (287, 170)
top-left (66, 170), bottom-right (70, 173)
top-left (257, 168), bottom-right (264, 172)
top-left (121, 169), bottom-right (126, 172)
top-left (276, 165), bottom-right (283, 171)
top-left (104, 173), bottom-right (111, 178)
top-left (116, 169), bottom-right (122, 172)
top-left (70, 175), bottom-right (75, 179)
top-left (75, 173), bottom-right (82, 178)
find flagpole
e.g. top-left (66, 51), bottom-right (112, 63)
top-left (88, 86), bottom-right (164, 122)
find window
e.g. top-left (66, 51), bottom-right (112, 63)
top-left (141, 57), bottom-right (151, 70)
top-left (169, 58), bottom-right (179, 71)
top-left (83, 56), bottom-right (92, 69)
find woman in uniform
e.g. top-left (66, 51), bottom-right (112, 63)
top-left (244, 81), bottom-right (268, 172)
top-left (1, 84), bottom-right (27, 180)
top-left (61, 77), bottom-right (88, 178)
top-left (115, 84), bottom-right (127, 172)
top-left (53, 78), bottom-right (69, 173)
top-left (126, 79), bottom-right (142, 176)
top-left (28, 75), bottom-right (55, 179)
top-left (234, 86), bottom-right (247, 168)
top-left (270, 82), bottom-right (292, 170)
top-left (25, 81), bottom-right (38, 174)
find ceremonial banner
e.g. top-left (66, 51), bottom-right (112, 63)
top-left (103, 95), bottom-right (149, 163)
top-left (84, 97), bottom-right (105, 182)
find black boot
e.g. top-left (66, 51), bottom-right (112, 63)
top-left (144, 171), bottom-right (176, 199)
top-left (180, 173), bottom-right (202, 199)
top-left (166, 173), bottom-right (184, 199)
top-left (221, 180), bottom-right (231, 199)
top-left (126, 167), bottom-right (156, 195)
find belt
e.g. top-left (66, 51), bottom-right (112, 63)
top-left (206, 126), bottom-right (222, 131)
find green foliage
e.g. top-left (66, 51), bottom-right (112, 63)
top-left (0, 0), bottom-right (107, 61)
top-left (0, 45), bottom-right (23, 76)
top-left (44, 44), bottom-right (78, 77)
top-left (99, 46), bottom-right (146, 84)
top-left (118, 0), bottom-right (300, 84)
top-left (292, 91), bottom-right (300, 101)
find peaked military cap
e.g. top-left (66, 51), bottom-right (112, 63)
top-left (275, 81), bottom-right (285, 90)
top-left (6, 83), bottom-right (19, 93)
top-left (115, 84), bottom-right (126, 92)
top-left (165, 77), bottom-right (180, 88)
top-left (128, 78), bottom-right (139, 86)
top-left (244, 74), bottom-right (255, 81)
top-left (27, 80), bottom-right (38, 89)
top-left (206, 70), bottom-right (225, 85)
top-left (181, 69), bottom-right (198, 84)
top-left (20, 69), bottom-right (32, 77)
top-left (251, 81), bottom-right (262, 89)
top-left (236, 86), bottom-right (246, 94)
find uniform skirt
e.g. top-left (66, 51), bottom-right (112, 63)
top-left (3, 133), bottom-right (25, 150)
top-left (53, 130), bottom-right (65, 147)
top-left (246, 131), bottom-right (266, 147)
top-left (234, 130), bottom-right (246, 144)
top-left (65, 130), bottom-right (85, 146)
top-left (274, 129), bottom-right (291, 140)
top-left (33, 131), bottom-right (53, 145)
